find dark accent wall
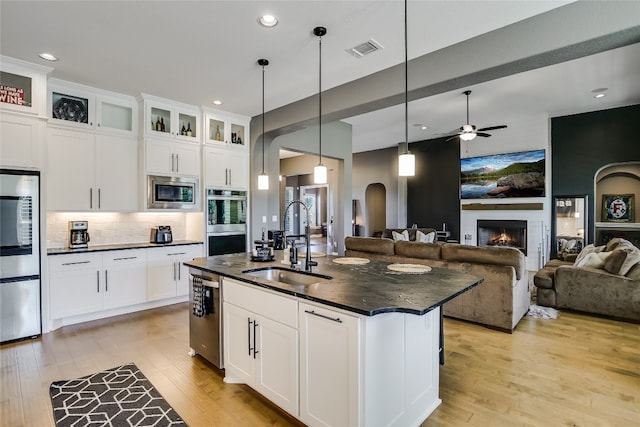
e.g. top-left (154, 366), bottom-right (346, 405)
top-left (407, 138), bottom-right (461, 241)
top-left (551, 104), bottom-right (640, 246)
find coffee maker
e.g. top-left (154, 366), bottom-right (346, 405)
top-left (68, 221), bottom-right (90, 249)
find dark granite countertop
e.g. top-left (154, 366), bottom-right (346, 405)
top-left (47, 240), bottom-right (203, 255)
top-left (184, 253), bottom-right (483, 317)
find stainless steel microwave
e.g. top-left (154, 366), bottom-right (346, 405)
top-left (147, 175), bottom-right (199, 210)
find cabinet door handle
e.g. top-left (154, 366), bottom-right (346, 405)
top-left (168, 252), bottom-right (186, 256)
top-left (177, 262), bottom-right (181, 281)
top-left (228, 169), bottom-right (232, 186)
top-left (253, 319), bottom-right (259, 359)
top-left (248, 318), bottom-right (253, 356)
top-left (96, 270), bottom-right (100, 292)
top-left (98, 188), bottom-right (101, 209)
top-left (176, 154), bottom-right (179, 173)
top-left (113, 256), bottom-right (137, 261)
top-left (171, 153), bottom-right (175, 172)
top-left (304, 309), bottom-right (343, 323)
top-left (90, 188), bottom-right (93, 209)
top-left (105, 269), bottom-right (108, 292)
top-left (62, 260), bottom-right (91, 266)
top-left (173, 262), bottom-right (177, 281)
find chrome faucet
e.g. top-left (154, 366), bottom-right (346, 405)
top-left (283, 200), bottom-right (318, 272)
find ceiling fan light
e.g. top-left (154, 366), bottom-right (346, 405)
top-left (399, 153), bottom-right (415, 176)
top-left (314, 164), bottom-right (327, 184)
top-left (258, 174), bottom-right (269, 190)
top-left (460, 132), bottom-right (476, 141)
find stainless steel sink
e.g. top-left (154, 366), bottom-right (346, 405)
top-left (243, 267), bottom-right (332, 287)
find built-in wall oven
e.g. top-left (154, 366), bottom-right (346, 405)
top-left (207, 188), bottom-right (247, 256)
top-left (0, 169), bottom-right (41, 343)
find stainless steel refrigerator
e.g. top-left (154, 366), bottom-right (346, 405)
top-left (0, 169), bottom-right (41, 343)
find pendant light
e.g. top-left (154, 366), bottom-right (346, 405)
top-left (398, 0), bottom-right (415, 177)
top-left (313, 26), bottom-right (328, 185)
top-left (257, 58), bottom-right (270, 190)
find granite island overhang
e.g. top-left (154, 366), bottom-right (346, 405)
top-left (184, 252), bottom-right (483, 316)
top-left (184, 253), bottom-right (484, 427)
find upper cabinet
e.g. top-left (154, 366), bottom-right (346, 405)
top-left (203, 107), bottom-right (249, 150)
top-left (139, 94), bottom-right (200, 144)
top-left (48, 79), bottom-right (138, 137)
top-left (1, 55), bottom-right (52, 117)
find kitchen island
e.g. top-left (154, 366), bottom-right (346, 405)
top-left (185, 253), bottom-right (483, 427)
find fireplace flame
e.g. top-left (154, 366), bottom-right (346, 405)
top-left (489, 228), bottom-right (517, 246)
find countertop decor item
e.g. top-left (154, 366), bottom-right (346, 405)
top-left (387, 263), bottom-right (432, 273)
top-left (333, 257), bottom-right (370, 265)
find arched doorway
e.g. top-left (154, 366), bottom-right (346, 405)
top-left (365, 183), bottom-right (386, 237)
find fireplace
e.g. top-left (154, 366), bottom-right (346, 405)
top-left (477, 220), bottom-right (527, 255)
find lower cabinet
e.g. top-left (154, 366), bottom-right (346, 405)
top-left (223, 278), bottom-right (299, 415)
top-left (299, 302), bottom-right (360, 427)
top-left (147, 244), bottom-right (202, 300)
top-left (49, 249), bottom-right (147, 319)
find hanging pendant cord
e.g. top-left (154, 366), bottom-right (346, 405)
top-left (318, 33), bottom-right (323, 164)
top-left (262, 63), bottom-right (266, 174)
top-left (404, 0), bottom-right (408, 155)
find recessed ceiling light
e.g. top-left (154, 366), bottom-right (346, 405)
top-left (591, 87), bottom-right (608, 99)
top-left (212, 100), bottom-right (223, 106)
top-left (258, 14), bottom-right (278, 28)
top-left (38, 52), bottom-right (58, 61)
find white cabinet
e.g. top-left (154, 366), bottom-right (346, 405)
top-left (147, 244), bottom-right (203, 300)
top-left (0, 111), bottom-right (44, 169)
top-left (48, 79), bottom-right (138, 136)
top-left (203, 108), bottom-right (249, 149)
top-left (223, 278), bottom-right (299, 415)
top-left (46, 127), bottom-right (138, 211)
top-left (140, 94), bottom-right (200, 143)
top-left (146, 136), bottom-right (200, 177)
top-left (49, 249), bottom-right (147, 319)
top-left (204, 146), bottom-right (248, 189)
top-left (299, 302), bottom-right (360, 427)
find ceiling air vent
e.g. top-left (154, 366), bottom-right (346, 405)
top-left (346, 39), bottom-right (383, 58)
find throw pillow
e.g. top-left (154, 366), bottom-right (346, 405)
top-left (392, 230), bottom-right (409, 241)
top-left (575, 251), bottom-right (611, 269)
top-left (603, 247), bottom-right (640, 276)
top-left (416, 230), bottom-right (436, 243)
top-left (573, 244), bottom-right (605, 266)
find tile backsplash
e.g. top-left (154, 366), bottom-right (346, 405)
top-left (47, 212), bottom-right (199, 248)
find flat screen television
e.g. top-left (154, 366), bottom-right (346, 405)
top-left (460, 149), bottom-right (545, 199)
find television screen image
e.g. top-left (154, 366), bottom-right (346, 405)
top-left (460, 149), bottom-right (545, 199)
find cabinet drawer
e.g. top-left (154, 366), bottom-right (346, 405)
top-left (49, 253), bottom-right (101, 272)
top-left (102, 249), bottom-right (147, 266)
top-left (223, 278), bottom-right (297, 328)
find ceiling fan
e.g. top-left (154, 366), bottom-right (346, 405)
top-left (446, 90), bottom-right (507, 142)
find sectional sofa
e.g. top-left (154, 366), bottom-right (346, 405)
top-left (344, 235), bottom-right (530, 332)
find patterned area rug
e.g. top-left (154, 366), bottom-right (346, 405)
top-left (49, 363), bottom-right (187, 427)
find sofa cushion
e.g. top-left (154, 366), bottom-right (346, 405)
top-left (605, 237), bottom-right (635, 252)
top-left (573, 244), bottom-right (605, 266)
top-left (381, 228), bottom-right (436, 241)
top-left (441, 244), bottom-right (526, 281)
top-left (395, 240), bottom-right (442, 260)
top-left (344, 236), bottom-right (395, 255)
top-left (603, 247), bottom-right (640, 276)
top-left (392, 230), bottom-right (409, 241)
top-left (575, 251), bottom-right (611, 269)
top-left (416, 230), bottom-right (436, 243)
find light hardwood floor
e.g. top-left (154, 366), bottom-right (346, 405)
top-left (1, 303), bottom-right (638, 427)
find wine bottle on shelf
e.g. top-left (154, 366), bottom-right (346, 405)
top-left (160, 117), bottom-right (166, 132)
top-left (215, 125), bottom-right (221, 141)
top-left (186, 122), bottom-right (192, 137)
top-left (155, 116), bottom-right (161, 131)
top-left (181, 122), bottom-right (186, 136)
top-left (151, 120), bottom-right (154, 131)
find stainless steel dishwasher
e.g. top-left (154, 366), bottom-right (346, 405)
top-left (188, 269), bottom-right (223, 368)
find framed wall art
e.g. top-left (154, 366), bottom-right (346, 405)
top-left (602, 194), bottom-right (634, 222)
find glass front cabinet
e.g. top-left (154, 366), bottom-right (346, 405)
top-left (203, 107), bottom-right (249, 150)
top-left (48, 79), bottom-right (137, 136)
top-left (140, 94), bottom-right (200, 144)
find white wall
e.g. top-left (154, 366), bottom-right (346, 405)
top-left (459, 113), bottom-right (552, 271)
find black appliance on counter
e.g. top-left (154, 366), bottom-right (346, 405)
top-left (268, 230), bottom-right (285, 250)
top-left (189, 270), bottom-right (222, 368)
top-left (150, 226), bottom-right (173, 243)
top-left (68, 220), bottom-right (90, 249)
